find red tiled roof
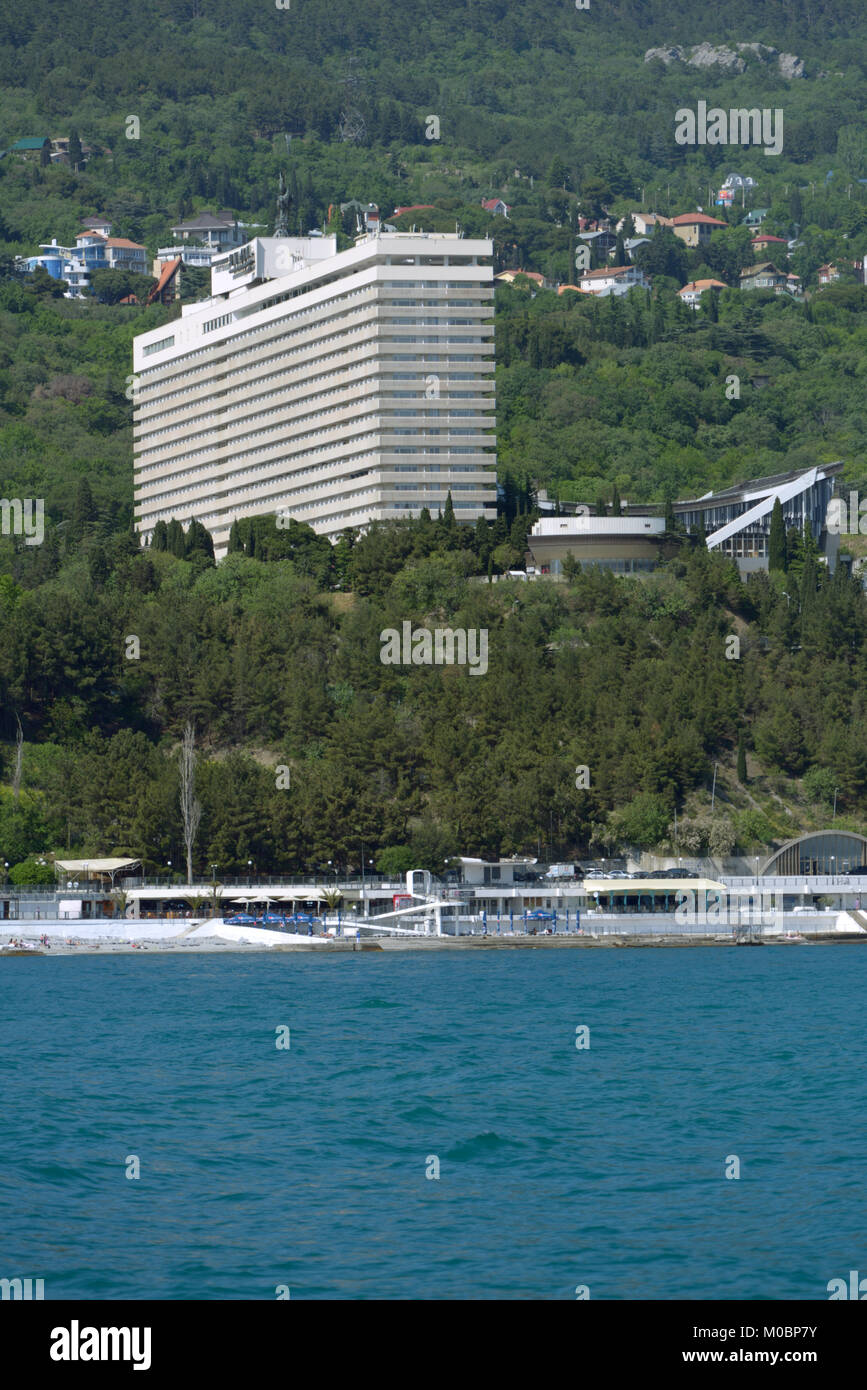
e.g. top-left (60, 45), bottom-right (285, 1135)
top-left (106, 237), bottom-right (146, 249)
top-left (671, 213), bottom-right (727, 226)
top-left (147, 257), bottom-right (182, 305)
top-left (752, 234), bottom-right (787, 243)
top-left (579, 265), bottom-right (634, 280)
top-left (482, 198), bottom-right (510, 211)
top-left (679, 279), bottom-right (728, 293)
top-left (76, 229), bottom-right (107, 240)
top-left (393, 205), bottom-right (436, 216)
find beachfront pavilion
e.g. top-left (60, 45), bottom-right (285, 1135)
top-left (582, 877), bottom-right (727, 913)
top-left (760, 831), bottom-right (867, 877)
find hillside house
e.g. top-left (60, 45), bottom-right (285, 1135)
top-left (740, 262), bottom-right (790, 293)
top-left (577, 265), bottom-right (650, 297)
top-left (670, 213), bottom-right (728, 248)
top-left (10, 136), bottom-right (51, 160)
top-left (678, 278), bottom-right (728, 308)
top-left (751, 234), bottom-right (788, 254)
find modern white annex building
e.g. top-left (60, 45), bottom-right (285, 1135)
top-left (132, 231), bottom-right (496, 553)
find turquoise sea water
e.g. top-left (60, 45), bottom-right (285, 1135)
top-left (1, 945), bottom-right (865, 1300)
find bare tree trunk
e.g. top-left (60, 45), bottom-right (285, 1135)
top-left (12, 713), bottom-right (23, 802)
top-left (179, 721), bottom-right (201, 886)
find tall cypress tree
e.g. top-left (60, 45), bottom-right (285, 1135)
top-left (68, 129), bottom-right (83, 171)
top-left (73, 477), bottom-right (98, 539)
top-left (768, 498), bottom-right (787, 572)
top-left (737, 731), bottom-right (747, 784)
top-left (151, 519), bottom-right (168, 552)
top-left (166, 518), bottom-right (186, 558)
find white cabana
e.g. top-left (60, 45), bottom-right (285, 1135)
top-left (54, 858), bottom-right (140, 888)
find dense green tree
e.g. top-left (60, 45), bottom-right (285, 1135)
top-left (768, 499), bottom-right (787, 572)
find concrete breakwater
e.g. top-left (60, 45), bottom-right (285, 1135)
top-left (2, 912), bottom-right (866, 955)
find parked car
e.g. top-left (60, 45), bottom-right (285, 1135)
top-left (607, 870), bottom-right (631, 879)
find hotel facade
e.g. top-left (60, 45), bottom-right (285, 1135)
top-left (132, 231), bottom-right (496, 553)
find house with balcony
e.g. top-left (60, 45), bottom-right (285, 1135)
top-left (170, 210), bottom-right (248, 249)
top-left (577, 265), bottom-right (650, 297)
top-left (678, 278), bottom-right (728, 309)
top-left (739, 261), bottom-right (790, 293)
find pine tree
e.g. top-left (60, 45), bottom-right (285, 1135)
top-left (768, 498), bottom-right (787, 572)
top-left (227, 520), bottom-right (243, 554)
top-left (442, 490), bottom-right (457, 529)
top-left (596, 495), bottom-right (608, 517)
top-left (611, 485), bottom-right (622, 517)
top-left (737, 731), bottom-right (747, 784)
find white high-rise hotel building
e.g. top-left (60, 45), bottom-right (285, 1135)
top-left (133, 231), bottom-right (496, 554)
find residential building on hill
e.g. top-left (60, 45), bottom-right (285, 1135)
top-left (678, 278), bottom-right (728, 308)
top-left (750, 233), bottom-right (788, 254)
top-left (170, 211), bottom-right (248, 249)
top-left (670, 213), bottom-right (728, 248)
top-left (615, 213), bottom-right (672, 237)
top-left (740, 261), bottom-right (791, 293)
top-left (577, 265), bottom-right (650, 297)
top-left (132, 231), bottom-right (496, 555)
top-left (24, 230), bottom-right (147, 297)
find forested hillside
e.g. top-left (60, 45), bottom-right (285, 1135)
top-left (2, 506), bottom-right (867, 877)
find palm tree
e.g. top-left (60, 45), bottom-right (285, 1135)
top-left (182, 892), bottom-right (208, 918)
top-left (321, 887), bottom-right (343, 911)
top-left (205, 883), bottom-right (224, 918)
top-left (111, 889), bottom-right (129, 920)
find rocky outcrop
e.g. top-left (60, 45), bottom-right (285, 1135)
top-left (645, 42), bottom-right (806, 78)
